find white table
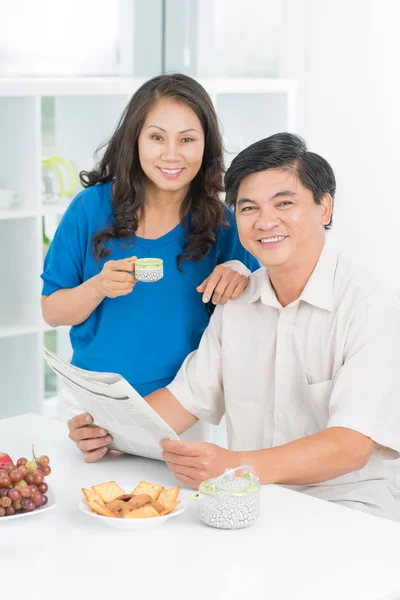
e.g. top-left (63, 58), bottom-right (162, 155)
top-left (1, 414), bottom-right (400, 600)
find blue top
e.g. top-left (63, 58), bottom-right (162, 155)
top-left (41, 182), bottom-right (259, 395)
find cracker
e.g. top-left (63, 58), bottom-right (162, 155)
top-left (82, 488), bottom-right (105, 506)
top-left (92, 481), bottom-right (125, 503)
top-left (124, 505), bottom-right (159, 519)
top-left (159, 502), bottom-right (179, 516)
top-left (130, 481), bottom-right (164, 500)
top-left (88, 500), bottom-right (115, 518)
top-left (158, 487), bottom-right (181, 510)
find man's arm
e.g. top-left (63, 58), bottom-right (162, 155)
top-left (238, 426), bottom-right (375, 485)
top-left (161, 418), bottom-right (375, 489)
top-left (145, 388), bottom-right (198, 435)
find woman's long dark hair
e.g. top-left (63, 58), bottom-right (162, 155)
top-left (80, 73), bottom-right (227, 269)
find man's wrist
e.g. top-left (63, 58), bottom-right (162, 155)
top-left (234, 449), bottom-right (270, 484)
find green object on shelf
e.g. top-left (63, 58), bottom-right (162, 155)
top-left (42, 155), bottom-right (77, 196)
top-left (42, 218), bottom-right (50, 256)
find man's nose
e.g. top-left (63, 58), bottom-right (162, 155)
top-left (254, 207), bottom-right (280, 230)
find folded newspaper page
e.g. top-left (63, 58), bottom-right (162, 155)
top-left (42, 347), bottom-right (179, 460)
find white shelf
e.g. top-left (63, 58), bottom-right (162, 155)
top-left (0, 77), bottom-right (147, 97)
top-left (198, 77), bottom-right (297, 95)
top-left (0, 209), bottom-right (38, 220)
top-left (0, 325), bottom-right (39, 339)
top-left (0, 76), bottom-right (296, 97)
top-left (41, 202), bottom-right (72, 218)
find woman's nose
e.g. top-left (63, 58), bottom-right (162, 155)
top-left (161, 141), bottom-right (179, 161)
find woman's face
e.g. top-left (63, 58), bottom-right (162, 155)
top-left (138, 97), bottom-right (205, 194)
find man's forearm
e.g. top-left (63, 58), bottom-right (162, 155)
top-left (145, 388), bottom-right (198, 435)
top-left (238, 427), bottom-right (375, 486)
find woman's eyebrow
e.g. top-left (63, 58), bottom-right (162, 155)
top-left (146, 125), bottom-right (166, 131)
top-left (146, 125), bottom-right (199, 134)
top-left (179, 128), bottom-right (199, 134)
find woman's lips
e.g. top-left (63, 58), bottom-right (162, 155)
top-left (158, 167), bottom-right (184, 180)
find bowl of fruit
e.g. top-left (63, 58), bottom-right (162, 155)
top-left (0, 446), bottom-right (55, 519)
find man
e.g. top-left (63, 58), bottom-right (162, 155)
top-left (68, 133), bottom-right (400, 520)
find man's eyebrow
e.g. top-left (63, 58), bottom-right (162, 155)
top-left (236, 191), bottom-right (296, 205)
top-left (270, 190), bottom-right (296, 200)
top-left (237, 198), bottom-right (257, 206)
top-left (146, 125), bottom-right (199, 134)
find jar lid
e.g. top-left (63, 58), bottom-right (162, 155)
top-left (198, 465), bottom-right (260, 497)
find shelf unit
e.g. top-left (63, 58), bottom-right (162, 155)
top-left (0, 76), bottom-right (297, 419)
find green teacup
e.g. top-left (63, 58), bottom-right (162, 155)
top-left (134, 258), bottom-right (163, 282)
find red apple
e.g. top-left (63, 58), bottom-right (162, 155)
top-left (0, 453), bottom-right (13, 468)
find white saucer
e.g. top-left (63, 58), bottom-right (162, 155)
top-left (79, 498), bottom-right (187, 531)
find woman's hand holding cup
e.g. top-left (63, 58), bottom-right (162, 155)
top-left (96, 256), bottom-right (138, 299)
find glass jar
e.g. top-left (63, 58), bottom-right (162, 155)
top-left (194, 465), bottom-right (260, 529)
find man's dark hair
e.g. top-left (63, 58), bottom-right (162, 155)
top-left (224, 132), bottom-right (336, 229)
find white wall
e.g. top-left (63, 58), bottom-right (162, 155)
top-left (284, 0), bottom-right (400, 290)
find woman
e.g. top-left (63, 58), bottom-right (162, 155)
top-left (41, 74), bottom-right (258, 457)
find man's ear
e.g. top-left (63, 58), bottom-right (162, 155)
top-left (320, 193), bottom-right (333, 226)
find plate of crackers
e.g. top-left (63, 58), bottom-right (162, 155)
top-left (79, 479), bottom-right (186, 530)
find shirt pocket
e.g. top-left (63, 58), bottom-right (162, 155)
top-left (305, 380), bottom-right (333, 433)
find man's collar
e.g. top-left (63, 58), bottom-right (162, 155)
top-left (299, 245), bottom-right (338, 311)
top-left (238, 244), bottom-right (338, 312)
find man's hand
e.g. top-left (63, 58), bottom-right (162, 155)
top-left (67, 414), bottom-right (113, 463)
top-left (196, 263), bottom-right (249, 305)
top-left (161, 440), bottom-right (238, 488)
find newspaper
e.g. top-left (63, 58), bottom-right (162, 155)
top-left (42, 347), bottom-right (179, 460)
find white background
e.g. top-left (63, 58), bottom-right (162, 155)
top-left (283, 0), bottom-right (400, 290)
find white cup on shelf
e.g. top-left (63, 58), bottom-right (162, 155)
top-left (0, 189), bottom-right (19, 210)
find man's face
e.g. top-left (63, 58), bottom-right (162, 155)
top-left (235, 169), bottom-right (332, 270)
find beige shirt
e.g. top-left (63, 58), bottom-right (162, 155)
top-left (168, 245), bottom-right (400, 520)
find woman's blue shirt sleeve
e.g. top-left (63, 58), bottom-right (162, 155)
top-left (41, 195), bottom-right (88, 296)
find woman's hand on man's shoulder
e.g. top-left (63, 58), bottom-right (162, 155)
top-left (196, 261), bottom-right (250, 305)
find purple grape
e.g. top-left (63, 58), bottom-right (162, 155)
top-left (31, 492), bottom-right (44, 507)
top-left (38, 482), bottom-right (48, 494)
top-left (21, 498), bottom-right (31, 510)
top-left (8, 488), bottom-right (20, 502)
